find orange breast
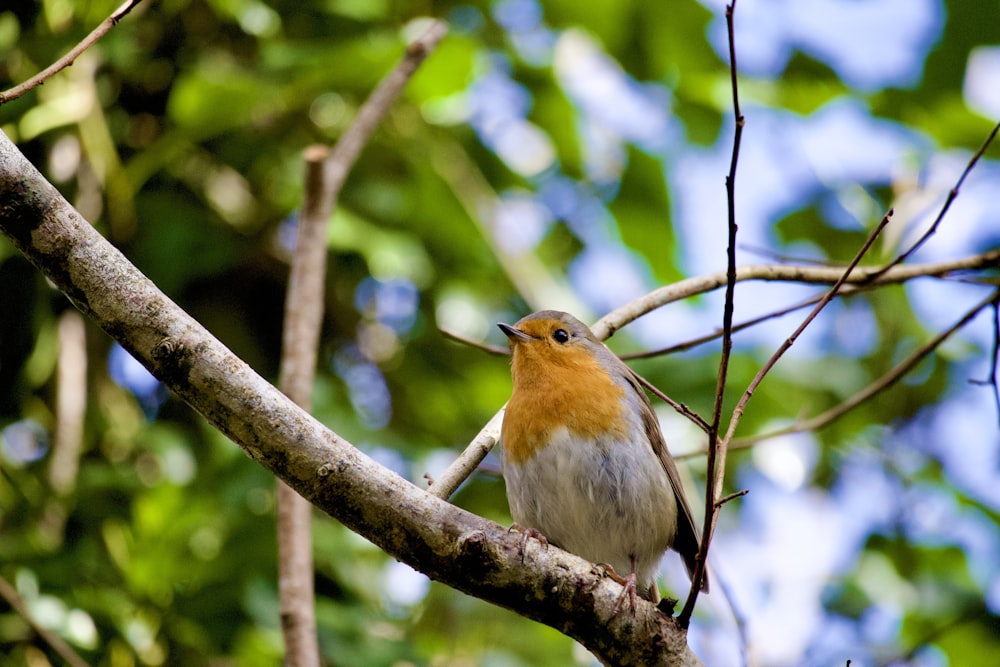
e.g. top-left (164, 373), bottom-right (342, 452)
top-left (501, 345), bottom-right (629, 465)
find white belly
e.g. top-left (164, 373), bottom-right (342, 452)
top-left (501, 422), bottom-right (678, 589)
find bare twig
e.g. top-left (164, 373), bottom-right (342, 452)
top-left (680, 0), bottom-right (743, 627)
top-left (313, 20), bottom-right (448, 233)
top-left (275, 147), bottom-right (330, 667)
top-left (633, 373), bottom-right (711, 434)
top-left (969, 292), bottom-right (1000, 426)
top-left (719, 210), bottom-right (893, 444)
top-left (737, 242), bottom-right (840, 266)
top-left (0, 0), bottom-right (145, 105)
top-left (427, 409), bottom-right (505, 499)
top-left (711, 565), bottom-right (755, 667)
top-left (274, 23), bottom-right (447, 663)
top-left (0, 575), bottom-right (90, 667)
top-left (669, 286), bottom-right (1000, 456)
top-left (439, 328), bottom-right (510, 356)
top-left (874, 119), bottom-right (1000, 276)
top-left (622, 290), bottom-right (838, 359)
top-left (715, 489), bottom-right (749, 508)
top-left (593, 248), bottom-right (1000, 341)
top-left (682, 200), bottom-right (889, 622)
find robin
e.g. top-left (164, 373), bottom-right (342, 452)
top-left (498, 310), bottom-right (707, 612)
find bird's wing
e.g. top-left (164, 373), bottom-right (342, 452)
top-left (623, 367), bottom-right (709, 592)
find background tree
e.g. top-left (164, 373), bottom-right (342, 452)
top-left (1, 1), bottom-right (999, 666)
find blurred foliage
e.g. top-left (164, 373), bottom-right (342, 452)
top-left (1, 0), bottom-right (999, 666)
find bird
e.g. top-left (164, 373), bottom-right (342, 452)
top-left (498, 310), bottom-right (706, 612)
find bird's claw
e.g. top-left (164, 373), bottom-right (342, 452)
top-left (597, 562), bottom-right (639, 616)
top-left (509, 523), bottom-right (548, 562)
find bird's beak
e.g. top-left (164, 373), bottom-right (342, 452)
top-left (498, 322), bottom-right (532, 342)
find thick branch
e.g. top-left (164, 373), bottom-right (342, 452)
top-left (0, 132), bottom-right (702, 666)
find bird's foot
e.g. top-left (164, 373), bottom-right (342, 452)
top-left (597, 562), bottom-right (639, 616)
top-left (509, 523), bottom-right (548, 562)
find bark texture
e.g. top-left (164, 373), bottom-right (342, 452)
top-left (0, 131), bottom-right (703, 666)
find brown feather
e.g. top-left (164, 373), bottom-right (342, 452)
top-left (621, 368), bottom-right (708, 592)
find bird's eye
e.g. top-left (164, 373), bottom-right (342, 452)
top-left (552, 328), bottom-right (570, 344)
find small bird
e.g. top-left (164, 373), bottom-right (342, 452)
top-left (498, 310), bottom-right (706, 611)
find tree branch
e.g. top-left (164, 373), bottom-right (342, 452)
top-left (591, 250), bottom-right (1000, 340)
top-left (49, 309), bottom-right (87, 496)
top-left (679, 0), bottom-right (743, 625)
top-left (0, 131), bottom-right (704, 667)
top-left (272, 22), bottom-right (448, 662)
top-left (0, 0), bottom-right (145, 105)
top-left (622, 291), bottom-right (831, 359)
top-left (427, 409), bottom-right (505, 500)
top-left (720, 209), bottom-right (893, 444)
top-left (431, 250), bottom-right (1000, 503)
top-left (0, 574), bottom-right (90, 667)
top-left (874, 118), bottom-right (1000, 276)
top-left (310, 20), bottom-right (447, 233)
top-left (275, 147), bottom-right (329, 667)
top-left (712, 285), bottom-right (1000, 453)
top-left (969, 291), bottom-right (1000, 426)
top-left (439, 327), bottom-right (510, 356)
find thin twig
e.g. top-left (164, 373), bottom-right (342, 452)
top-left (670, 286), bottom-right (1000, 456)
top-left (0, 0), bottom-right (145, 105)
top-left (682, 201), bottom-right (889, 622)
top-left (0, 575), bottom-right (90, 667)
top-left (967, 291), bottom-right (1000, 426)
top-left (314, 20), bottom-right (448, 229)
top-left (622, 290), bottom-right (839, 359)
top-left (715, 488), bottom-right (749, 508)
top-left (711, 564), bottom-right (755, 667)
top-left (873, 119), bottom-right (1000, 277)
top-left (738, 242), bottom-right (841, 266)
top-left (591, 248), bottom-right (1000, 342)
top-left (427, 409), bottom-right (505, 499)
top-left (633, 372), bottom-right (711, 434)
top-left (439, 328), bottom-right (510, 356)
top-left (680, 0), bottom-right (743, 627)
top-left (719, 210), bottom-right (893, 446)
